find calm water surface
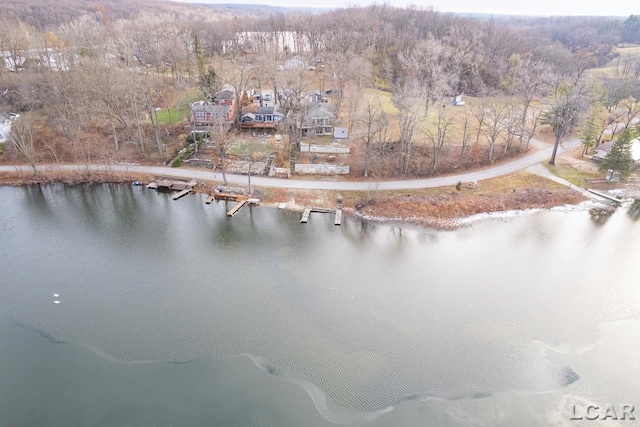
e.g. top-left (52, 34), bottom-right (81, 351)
top-left (1, 184), bottom-right (639, 426)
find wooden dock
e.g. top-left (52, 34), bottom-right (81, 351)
top-left (212, 192), bottom-right (246, 201)
top-left (205, 195), bottom-right (216, 204)
top-left (300, 208), bottom-right (312, 223)
top-left (172, 188), bottom-right (192, 200)
top-left (301, 206), bottom-right (343, 225)
top-left (227, 200), bottom-right (248, 216)
top-left (334, 209), bottom-right (342, 225)
top-left (587, 189), bottom-right (624, 203)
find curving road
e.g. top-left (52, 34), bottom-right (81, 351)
top-left (0, 139), bottom-right (580, 191)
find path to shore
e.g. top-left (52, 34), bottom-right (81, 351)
top-left (0, 139), bottom-right (581, 191)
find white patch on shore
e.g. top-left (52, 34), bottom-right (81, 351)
top-left (355, 200), bottom-right (606, 230)
top-left (455, 200), bottom-right (604, 227)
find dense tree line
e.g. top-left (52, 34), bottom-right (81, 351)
top-left (1, 2), bottom-right (639, 177)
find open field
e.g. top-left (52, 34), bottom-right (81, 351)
top-left (585, 44), bottom-right (640, 79)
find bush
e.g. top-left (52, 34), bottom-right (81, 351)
top-left (455, 181), bottom-right (462, 191)
top-left (185, 132), bottom-right (208, 146)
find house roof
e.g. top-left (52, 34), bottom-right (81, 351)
top-left (597, 140), bottom-right (614, 151)
top-left (191, 102), bottom-right (230, 115)
top-left (307, 102), bottom-right (334, 119)
top-left (593, 138), bottom-right (640, 161)
top-left (217, 89), bottom-right (235, 100)
top-left (256, 106), bottom-right (276, 115)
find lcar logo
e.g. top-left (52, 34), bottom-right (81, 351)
top-left (570, 404), bottom-right (635, 421)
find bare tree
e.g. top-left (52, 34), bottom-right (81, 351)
top-left (480, 99), bottom-right (510, 163)
top-left (505, 54), bottom-right (550, 145)
top-left (619, 96), bottom-right (640, 130)
top-left (425, 100), bottom-right (455, 173)
top-left (392, 82), bottom-right (421, 175)
top-left (542, 76), bottom-right (591, 165)
top-left (360, 96), bottom-right (386, 177)
top-left (9, 114), bottom-right (38, 172)
top-left (459, 108), bottom-right (472, 161)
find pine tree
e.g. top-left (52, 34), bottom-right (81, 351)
top-left (600, 128), bottom-right (635, 179)
top-left (580, 107), bottom-right (599, 157)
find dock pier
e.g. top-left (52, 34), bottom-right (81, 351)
top-left (587, 189), bottom-right (624, 203)
top-left (206, 191), bottom-right (257, 217)
top-left (300, 208), bottom-right (312, 223)
top-left (227, 199), bottom-right (248, 216)
top-left (334, 209), bottom-right (342, 225)
top-left (171, 188), bottom-right (192, 200)
top-left (300, 206), bottom-right (342, 225)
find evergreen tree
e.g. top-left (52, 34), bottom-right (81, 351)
top-left (580, 106), bottom-right (599, 156)
top-left (600, 128), bottom-right (635, 179)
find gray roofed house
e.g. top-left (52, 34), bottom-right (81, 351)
top-left (301, 102), bottom-right (335, 136)
top-left (305, 90), bottom-right (323, 105)
top-left (216, 89), bottom-right (235, 105)
top-left (190, 101), bottom-right (234, 125)
top-left (241, 106), bottom-right (284, 128)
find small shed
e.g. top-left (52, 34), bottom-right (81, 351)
top-left (334, 127), bottom-right (348, 139)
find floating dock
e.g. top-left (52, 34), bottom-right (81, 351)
top-left (172, 188), bottom-right (192, 200)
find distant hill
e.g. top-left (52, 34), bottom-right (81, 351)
top-left (0, 0), bottom-right (228, 29)
top-left (178, 2), bottom-right (331, 15)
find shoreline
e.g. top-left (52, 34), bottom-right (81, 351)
top-left (0, 167), bottom-right (594, 230)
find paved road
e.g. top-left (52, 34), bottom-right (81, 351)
top-left (0, 139), bottom-right (581, 191)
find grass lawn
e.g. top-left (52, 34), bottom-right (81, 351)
top-left (226, 137), bottom-right (277, 157)
top-left (586, 45), bottom-right (640, 79)
top-left (155, 88), bottom-right (203, 124)
top-left (362, 88), bottom-right (399, 116)
top-left (543, 163), bottom-right (603, 187)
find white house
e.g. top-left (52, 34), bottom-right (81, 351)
top-left (0, 113), bottom-right (19, 144)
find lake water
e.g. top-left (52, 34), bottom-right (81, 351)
top-left (1, 184), bottom-right (639, 426)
